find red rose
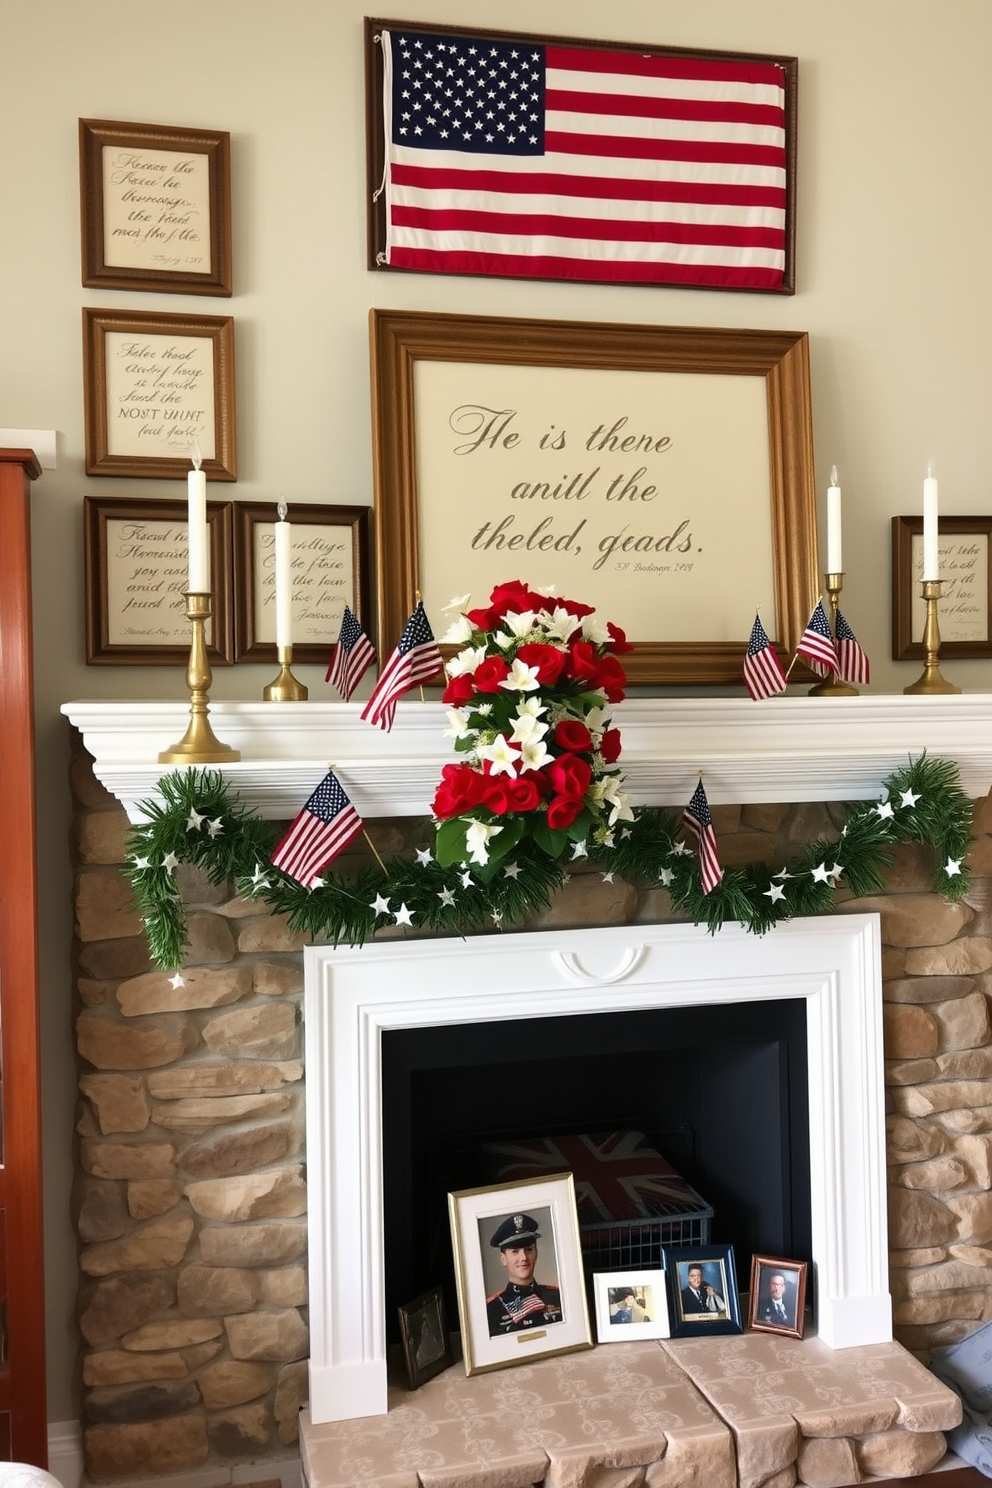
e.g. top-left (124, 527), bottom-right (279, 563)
top-left (555, 717), bottom-right (592, 753)
top-left (488, 579), bottom-right (534, 617)
top-left (565, 639), bottom-right (600, 686)
top-left (556, 597), bottom-right (596, 620)
top-left (482, 778), bottom-right (510, 815)
top-left (472, 655), bottom-right (511, 693)
top-left (516, 642), bottom-right (566, 686)
top-left (595, 654), bottom-right (627, 703)
top-left (547, 794), bottom-right (584, 830)
top-left (599, 727), bottom-right (622, 763)
top-left (504, 776), bottom-right (542, 812)
top-left (547, 752), bottom-right (592, 799)
top-left (431, 762), bottom-right (485, 819)
top-left (441, 673), bottom-right (475, 706)
top-left (606, 621), bottom-right (634, 654)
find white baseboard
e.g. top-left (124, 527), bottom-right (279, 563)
top-left (44, 1424), bottom-right (301, 1488)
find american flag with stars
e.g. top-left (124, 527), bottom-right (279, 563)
top-left (795, 599), bottom-right (838, 676)
top-left (682, 778), bottom-right (723, 895)
top-left (325, 606), bottom-right (376, 702)
top-left (271, 771), bottom-right (363, 888)
top-left (361, 599), bottom-right (442, 731)
top-left (835, 608), bottom-right (870, 686)
top-left (742, 610), bottom-right (788, 700)
top-left (377, 26), bottom-right (789, 291)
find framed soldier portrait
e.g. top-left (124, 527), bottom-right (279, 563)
top-left (448, 1172), bottom-right (592, 1376)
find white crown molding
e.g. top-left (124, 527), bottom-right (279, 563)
top-left (61, 694), bottom-right (992, 821)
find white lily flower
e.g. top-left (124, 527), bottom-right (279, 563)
top-left (509, 713), bottom-right (549, 745)
top-left (499, 657), bottom-right (541, 692)
top-left (440, 614), bottom-right (476, 645)
top-left (544, 605), bottom-right (584, 642)
top-left (442, 708), bottom-right (475, 741)
top-left (584, 704), bottom-right (612, 735)
top-left (476, 734), bottom-right (521, 777)
top-left (597, 774), bottom-right (635, 826)
top-left (515, 695), bottom-right (547, 719)
top-left (518, 737), bottom-right (553, 772)
top-left (580, 612), bottom-right (612, 645)
top-left (445, 643), bottom-right (489, 677)
top-left (466, 819), bottom-right (502, 865)
top-left (442, 592), bottom-right (472, 613)
top-left (501, 609), bottom-right (539, 639)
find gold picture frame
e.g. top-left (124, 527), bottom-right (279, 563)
top-left (448, 1173), bottom-right (592, 1376)
top-left (79, 117), bottom-right (232, 296)
top-left (369, 309), bottom-right (818, 685)
top-left (83, 307), bottom-right (237, 481)
top-left (891, 514), bottom-right (992, 659)
top-left (747, 1254), bottom-right (807, 1339)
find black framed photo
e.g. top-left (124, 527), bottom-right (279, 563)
top-left (397, 1285), bottom-right (454, 1390)
top-left (748, 1254), bottom-right (807, 1339)
top-left (663, 1244), bottom-right (742, 1338)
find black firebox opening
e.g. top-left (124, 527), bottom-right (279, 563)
top-left (381, 997), bottom-right (810, 1335)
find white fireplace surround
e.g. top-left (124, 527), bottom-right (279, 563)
top-left (304, 914), bottom-right (889, 1425)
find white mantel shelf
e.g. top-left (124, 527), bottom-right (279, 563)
top-left (62, 694), bottom-right (992, 822)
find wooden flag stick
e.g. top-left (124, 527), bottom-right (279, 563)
top-left (362, 828), bottom-right (388, 874)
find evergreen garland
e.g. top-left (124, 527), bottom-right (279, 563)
top-left (125, 753), bottom-right (974, 974)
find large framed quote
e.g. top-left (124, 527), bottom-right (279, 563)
top-left (369, 310), bottom-right (818, 685)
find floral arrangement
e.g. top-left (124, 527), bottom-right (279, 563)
top-left (431, 579), bottom-right (634, 875)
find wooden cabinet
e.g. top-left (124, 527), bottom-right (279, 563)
top-left (0, 449), bottom-right (47, 1464)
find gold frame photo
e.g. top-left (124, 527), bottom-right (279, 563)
top-left (79, 117), bottom-right (232, 296)
top-left (231, 502), bottom-right (372, 663)
top-left (369, 309), bottom-right (818, 685)
top-left (747, 1254), bottom-right (807, 1339)
top-left (397, 1285), bottom-right (455, 1391)
top-left (83, 494), bottom-right (234, 665)
top-left (82, 307), bottom-right (237, 481)
top-left (592, 1269), bottom-right (670, 1343)
top-left (447, 1173), bottom-right (592, 1377)
top-left (891, 514), bottom-right (992, 660)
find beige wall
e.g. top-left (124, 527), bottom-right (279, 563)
top-left (5, 0), bottom-right (992, 1424)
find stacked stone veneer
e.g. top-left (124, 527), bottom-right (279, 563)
top-left (68, 732), bottom-right (992, 1480)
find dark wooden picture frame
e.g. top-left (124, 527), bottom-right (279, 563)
top-left (663, 1244), bottom-right (742, 1339)
top-left (747, 1254), bottom-right (807, 1339)
top-left (397, 1285), bottom-right (454, 1390)
top-left (79, 118), bottom-right (232, 296)
top-left (231, 502), bottom-right (372, 663)
top-left (370, 308), bottom-right (818, 685)
top-left (365, 18), bottom-right (797, 295)
top-left (83, 307), bottom-right (237, 481)
top-left (892, 514), bottom-right (992, 659)
top-left (84, 495), bottom-right (234, 665)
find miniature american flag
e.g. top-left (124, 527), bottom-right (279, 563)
top-left (325, 606), bottom-right (376, 702)
top-left (682, 778), bottom-right (723, 894)
top-left (742, 611), bottom-right (788, 700)
top-left (835, 609), bottom-right (870, 686)
top-left (795, 599), bottom-right (838, 675)
top-left (361, 600), bottom-right (442, 731)
top-left (271, 771), bottom-right (363, 887)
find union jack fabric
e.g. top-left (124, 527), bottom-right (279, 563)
top-left (795, 599), bottom-right (838, 676)
top-left (835, 608), bottom-right (870, 686)
top-left (361, 599), bottom-right (442, 732)
top-left (325, 606), bottom-right (376, 702)
top-left (682, 778), bottom-right (723, 894)
top-left (483, 1130), bottom-right (705, 1224)
top-left (377, 26), bottom-right (790, 292)
top-left (742, 610), bottom-right (788, 700)
top-left (271, 770), bottom-right (363, 887)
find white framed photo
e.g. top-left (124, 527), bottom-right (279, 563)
top-left (593, 1269), bottom-right (670, 1342)
top-left (448, 1172), bottom-right (592, 1376)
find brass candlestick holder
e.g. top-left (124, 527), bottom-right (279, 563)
top-left (808, 571), bottom-right (859, 697)
top-left (263, 645), bottom-right (308, 702)
top-left (904, 579), bottom-right (961, 695)
top-left (159, 593), bottom-right (241, 763)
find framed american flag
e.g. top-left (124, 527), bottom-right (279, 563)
top-left (365, 17), bottom-right (797, 294)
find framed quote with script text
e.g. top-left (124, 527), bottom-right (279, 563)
top-left (83, 307), bottom-right (237, 481)
top-left (79, 118), bottom-right (232, 296)
top-left (369, 309), bottom-right (818, 684)
top-left (891, 514), bottom-right (992, 660)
